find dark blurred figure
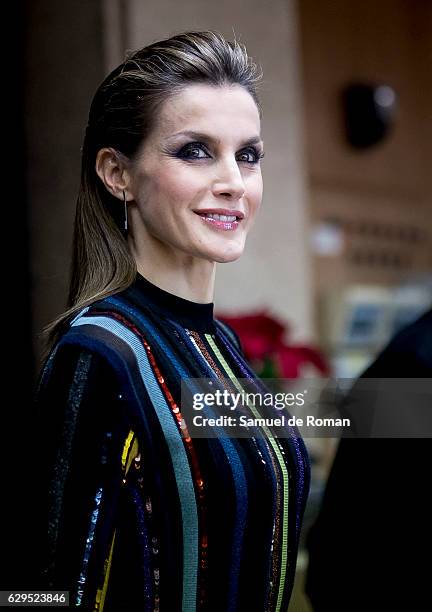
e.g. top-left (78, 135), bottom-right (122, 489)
top-left (305, 308), bottom-right (432, 610)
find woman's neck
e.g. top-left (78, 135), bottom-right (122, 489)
top-left (137, 260), bottom-right (216, 304)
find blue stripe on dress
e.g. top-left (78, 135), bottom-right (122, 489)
top-left (71, 315), bottom-right (198, 612)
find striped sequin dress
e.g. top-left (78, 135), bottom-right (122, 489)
top-left (33, 273), bottom-right (310, 611)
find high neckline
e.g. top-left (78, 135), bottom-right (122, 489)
top-left (128, 272), bottom-right (215, 333)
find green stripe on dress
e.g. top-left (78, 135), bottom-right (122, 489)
top-left (205, 334), bottom-right (289, 612)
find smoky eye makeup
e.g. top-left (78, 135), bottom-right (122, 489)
top-left (238, 146), bottom-right (266, 163)
top-left (176, 142), bottom-right (210, 159)
top-left (170, 141), bottom-right (265, 164)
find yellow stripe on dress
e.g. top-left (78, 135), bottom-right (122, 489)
top-left (94, 430), bottom-right (140, 611)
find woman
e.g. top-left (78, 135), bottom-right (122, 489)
top-left (34, 30), bottom-right (310, 611)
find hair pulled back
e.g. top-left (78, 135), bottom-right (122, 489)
top-left (43, 30), bottom-right (262, 359)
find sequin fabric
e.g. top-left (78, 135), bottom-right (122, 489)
top-left (33, 273), bottom-right (310, 611)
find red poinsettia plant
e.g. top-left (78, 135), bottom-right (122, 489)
top-left (218, 310), bottom-right (330, 379)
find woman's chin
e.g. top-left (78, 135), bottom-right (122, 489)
top-left (191, 236), bottom-right (247, 263)
top-left (209, 245), bottom-right (245, 263)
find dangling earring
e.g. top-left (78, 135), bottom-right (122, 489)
top-left (123, 190), bottom-right (128, 232)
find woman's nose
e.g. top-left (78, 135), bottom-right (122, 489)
top-left (212, 158), bottom-right (246, 200)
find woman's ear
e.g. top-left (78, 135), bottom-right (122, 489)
top-left (95, 147), bottom-right (132, 201)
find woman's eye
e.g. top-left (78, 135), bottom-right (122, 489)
top-left (237, 147), bottom-right (264, 164)
top-left (178, 143), bottom-right (209, 159)
top-left (177, 143), bottom-right (265, 164)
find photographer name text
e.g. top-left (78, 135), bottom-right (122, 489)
top-left (191, 414), bottom-right (351, 428)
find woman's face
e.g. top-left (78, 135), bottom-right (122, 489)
top-left (126, 83), bottom-right (264, 264)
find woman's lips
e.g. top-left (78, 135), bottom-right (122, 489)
top-left (194, 209), bottom-right (244, 232)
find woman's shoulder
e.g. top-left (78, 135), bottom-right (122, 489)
top-left (52, 296), bottom-right (146, 371)
top-left (63, 292), bottom-right (150, 339)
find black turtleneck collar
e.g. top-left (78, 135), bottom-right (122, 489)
top-left (126, 272), bottom-right (215, 334)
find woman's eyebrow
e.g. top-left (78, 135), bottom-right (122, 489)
top-left (167, 130), bottom-right (263, 147)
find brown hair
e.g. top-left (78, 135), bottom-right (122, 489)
top-left (42, 29), bottom-right (263, 361)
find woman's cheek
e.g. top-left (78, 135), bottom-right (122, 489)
top-left (162, 179), bottom-right (199, 206)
